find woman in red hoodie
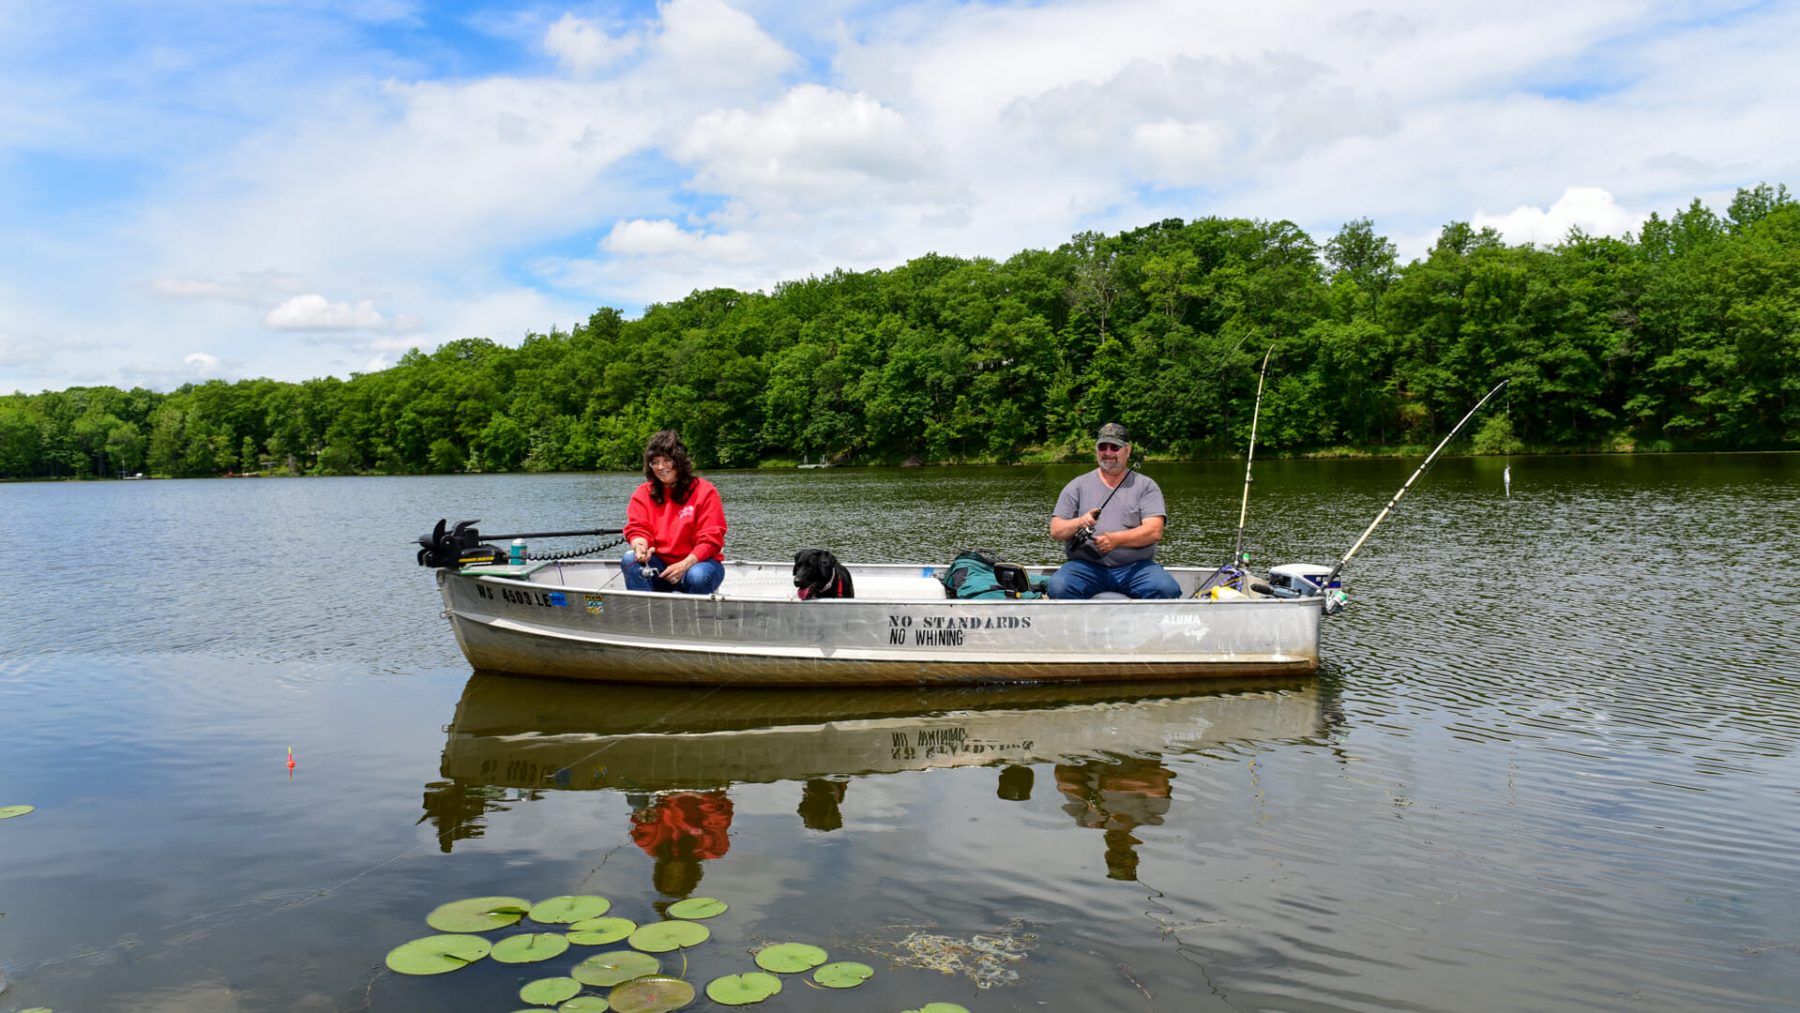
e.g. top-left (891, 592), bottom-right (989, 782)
top-left (622, 430), bottom-right (728, 594)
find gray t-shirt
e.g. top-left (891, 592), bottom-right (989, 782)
top-left (1054, 469), bottom-right (1167, 566)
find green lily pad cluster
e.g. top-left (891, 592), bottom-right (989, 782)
top-left (383, 890), bottom-right (968, 1011)
top-left (384, 893), bottom-right (717, 1010)
top-left (699, 942), bottom-right (879, 1007)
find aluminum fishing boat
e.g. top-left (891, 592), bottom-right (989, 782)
top-left (426, 553), bottom-right (1330, 686)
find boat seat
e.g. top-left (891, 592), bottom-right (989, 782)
top-left (1091, 591), bottom-right (1130, 600)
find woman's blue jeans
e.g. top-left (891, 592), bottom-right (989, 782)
top-left (622, 550), bottom-right (725, 594)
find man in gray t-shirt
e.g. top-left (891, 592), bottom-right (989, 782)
top-left (1046, 423), bottom-right (1182, 599)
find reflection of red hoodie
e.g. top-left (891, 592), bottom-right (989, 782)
top-left (624, 478), bottom-right (727, 562)
top-left (630, 791), bottom-right (733, 860)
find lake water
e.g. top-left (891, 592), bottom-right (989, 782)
top-left (2, 454), bottom-right (1798, 1012)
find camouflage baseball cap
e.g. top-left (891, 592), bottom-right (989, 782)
top-left (1096, 422), bottom-right (1130, 445)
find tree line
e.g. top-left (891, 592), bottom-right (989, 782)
top-left (3, 183), bottom-right (1795, 480)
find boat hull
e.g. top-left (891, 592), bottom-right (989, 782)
top-left (436, 559), bottom-right (1323, 686)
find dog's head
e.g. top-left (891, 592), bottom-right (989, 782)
top-left (793, 548), bottom-right (836, 589)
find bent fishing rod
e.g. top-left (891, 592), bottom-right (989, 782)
top-left (1322, 378), bottom-right (1509, 599)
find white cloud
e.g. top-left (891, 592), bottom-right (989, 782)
top-left (652, 0), bottom-right (797, 91)
top-left (185, 351), bottom-right (220, 375)
top-left (676, 85), bottom-right (941, 203)
top-left (1473, 187), bottom-right (1647, 247)
top-left (264, 294), bottom-right (389, 332)
top-left (543, 13), bottom-right (637, 76)
top-left (5, 0), bottom-right (1800, 393)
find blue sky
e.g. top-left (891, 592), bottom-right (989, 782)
top-left (2, 0), bottom-right (1794, 394)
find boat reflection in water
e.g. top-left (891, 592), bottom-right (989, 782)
top-left (422, 670), bottom-right (1332, 890)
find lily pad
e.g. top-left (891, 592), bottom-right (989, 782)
top-left (384, 934), bottom-right (491, 975)
top-left (754, 942), bottom-right (827, 973)
top-left (705, 972), bottom-right (782, 1006)
top-left (559, 997), bottom-right (610, 1012)
top-left (567, 916), bottom-right (637, 945)
top-left (425, 895), bottom-right (530, 932)
top-left (628, 920), bottom-right (709, 952)
top-left (608, 975), bottom-right (695, 1013)
top-left (812, 961), bottom-right (874, 988)
top-left (493, 932), bottom-right (572, 963)
top-left (519, 976), bottom-right (581, 1006)
top-left (531, 894), bottom-right (612, 924)
top-left (666, 896), bottom-right (727, 920)
top-left (902, 1005), bottom-right (971, 1013)
top-left (571, 950), bottom-right (660, 987)
top-left (0, 805), bottom-right (34, 819)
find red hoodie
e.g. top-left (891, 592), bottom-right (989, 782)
top-left (624, 477), bottom-right (727, 562)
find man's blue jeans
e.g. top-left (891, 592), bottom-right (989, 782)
top-left (621, 550), bottom-right (725, 594)
top-left (1045, 558), bottom-right (1181, 600)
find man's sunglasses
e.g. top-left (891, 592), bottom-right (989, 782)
top-left (1097, 442), bottom-right (1124, 452)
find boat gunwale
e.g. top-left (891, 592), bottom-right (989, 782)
top-left (449, 558), bottom-right (1319, 609)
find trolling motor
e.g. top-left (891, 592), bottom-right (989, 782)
top-left (415, 519), bottom-right (628, 569)
top-left (417, 519), bottom-right (507, 568)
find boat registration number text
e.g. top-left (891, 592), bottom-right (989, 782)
top-left (476, 584), bottom-right (568, 608)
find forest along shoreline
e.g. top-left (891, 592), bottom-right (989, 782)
top-left (3, 183), bottom-right (1794, 481)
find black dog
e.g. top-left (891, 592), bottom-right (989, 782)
top-left (793, 548), bottom-right (855, 599)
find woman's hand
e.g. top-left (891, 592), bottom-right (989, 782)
top-left (631, 538), bottom-right (651, 559)
top-left (660, 554), bottom-right (698, 584)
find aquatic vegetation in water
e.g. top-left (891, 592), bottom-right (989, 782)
top-left (492, 932), bottom-right (572, 963)
top-left (381, 890), bottom-right (969, 1009)
top-left (704, 971), bottom-right (783, 1005)
top-left (532, 894), bottom-right (613, 923)
top-left (567, 915), bottom-right (637, 945)
top-left (665, 896), bottom-right (727, 919)
top-left (875, 920), bottom-right (1037, 989)
top-left (572, 950), bottom-right (660, 987)
top-left (519, 975), bottom-right (581, 1005)
top-left (384, 933), bottom-right (491, 975)
top-left (425, 895), bottom-right (530, 932)
top-left (812, 961), bottom-right (874, 988)
top-left (609, 974), bottom-right (695, 1012)
top-left (902, 1004), bottom-right (971, 1013)
top-left (753, 941), bottom-right (828, 973)
top-left (627, 919), bottom-right (709, 952)
top-left (0, 804), bottom-right (34, 819)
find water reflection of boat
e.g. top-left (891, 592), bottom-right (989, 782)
top-left (436, 670), bottom-right (1328, 793)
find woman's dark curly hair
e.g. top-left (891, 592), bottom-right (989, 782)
top-left (643, 430), bottom-right (696, 505)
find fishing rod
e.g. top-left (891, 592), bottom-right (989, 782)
top-left (484, 526), bottom-right (625, 541)
top-left (1233, 346), bottom-right (1274, 566)
top-left (1321, 379), bottom-right (1510, 604)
